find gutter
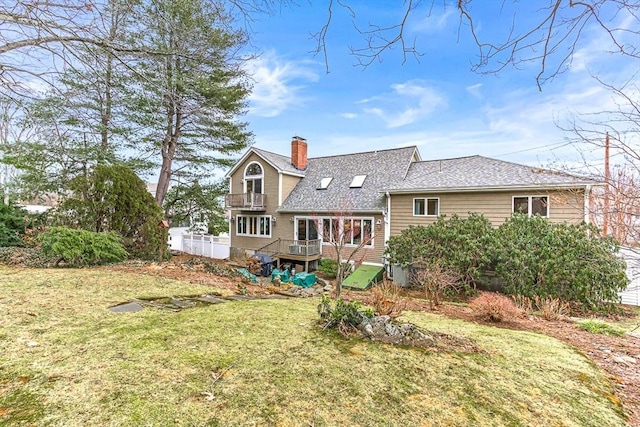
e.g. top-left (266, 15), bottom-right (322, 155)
top-left (381, 182), bottom-right (604, 194)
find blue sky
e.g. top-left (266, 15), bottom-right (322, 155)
top-left (240, 1), bottom-right (637, 173)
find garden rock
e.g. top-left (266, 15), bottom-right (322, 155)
top-left (360, 315), bottom-right (436, 347)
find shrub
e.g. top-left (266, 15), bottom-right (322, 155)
top-left (533, 296), bottom-right (570, 321)
top-left (385, 213), bottom-right (494, 286)
top-left (318, 295), bottom-right (374, 334)
top-left (492, 214), bottom-right (628, 312)
top-left (470, 292), bottom-right (521, 322)
top-left (0, 202), bottom-right (27, 247)
top-left (318, 258), bottom-right (338, 278)
top-left (39, 226), bottom-right (128, 266)
top-left (55, 164), bottom-right (167, 260)
top-left (409, 261), bottom-right (463, 308)
top-left (0, 247), bottom-right (58, 267)
top-left (370, 281), bottom-right (406, 318)
top-left (511, 295), bottom-right (534, 314)
top-left (577, 319), bottom-right (626, 337)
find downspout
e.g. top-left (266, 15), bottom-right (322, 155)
top-left (584, 184), bottom-right (592, 224)
top-left (384, 192), bottom-right (391, 246)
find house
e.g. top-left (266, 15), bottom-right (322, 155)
top-left (225, 136), bottom-right (601, 271)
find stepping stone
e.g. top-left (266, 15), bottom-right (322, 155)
top-left (226, 295), bottom-right (252, 301)
top-left (196, 296), bottom-right (228, 304)
top-left (109, 302), bottom-right (144, 313)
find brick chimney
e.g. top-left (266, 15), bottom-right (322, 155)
top-left (291, 136), bottom-right (308, 170)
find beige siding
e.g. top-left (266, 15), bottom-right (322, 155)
top-left (281, 174), bottom-right (301, 205)
top-left (390, 189), bottom-right (585, 236)
top-left (229, 153), bottom-right (292, 252)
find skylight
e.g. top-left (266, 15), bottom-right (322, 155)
top-left (350, 175), bottom-right (367, 188)
top-left (317, 177), bottom-right (333, 190)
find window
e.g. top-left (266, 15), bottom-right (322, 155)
top-left (513, 196), bottom-right (548, 217)
top-left (244, 162), bottom-right (263, 195)
top-left (236, 215), bottom-right (271, 237)
top-left (320, 217), bottom-right (373, 247)
top-left (317, 177), bottom-right (333, 190)
top-left (413, 198), bottom-right (439, 216)
top-left (350, 175), bottom-right (367, 188)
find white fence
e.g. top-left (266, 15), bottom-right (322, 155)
top-left (619, 246), bottom-right (640, 306)
top-left (176, 234), bottom-right (230, 260)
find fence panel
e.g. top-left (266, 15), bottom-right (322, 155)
top-left (181, 234), bottom-right (230, 260)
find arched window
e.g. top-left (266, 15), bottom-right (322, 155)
top-left (244, 162), bottom-right (263, 195)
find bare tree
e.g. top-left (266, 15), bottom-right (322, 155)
top-left (590, 167), bottom-right (640, 245)
top-left (317, 212), bottom-right (374, 298)
top-left (312, 1), bottom-right (639, 89)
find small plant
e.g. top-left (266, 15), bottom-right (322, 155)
top-left (470, 292), bottom-right (521, 323)
top-left (317, 258), bottom-right (338, 278)
top-left (39, 226), bottom-right (128, 266)
top-left (318, 295), bottom-right (374, 335)
top-left (410, 261), bottom-right (462, 308)
top-left (534, 296), bottom-right (571, 321)
top-left (511, 295), bottom-right (534, 314)
top-left (577, 319), bottom-right (626, 337)
top-left (370, 280), bottom-right (406, 319)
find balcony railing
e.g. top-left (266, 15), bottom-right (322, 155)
top-left (225, 193), bottom-right (267, 210)
top-left (256, 238), bottom-right (322, 257)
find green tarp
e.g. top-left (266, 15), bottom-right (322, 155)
top-left (342, 265), bottom-right (384, 290)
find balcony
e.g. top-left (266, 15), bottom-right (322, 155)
top-left (225, 193), bottom-right (267, 211)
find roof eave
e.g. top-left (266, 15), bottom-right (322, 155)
top-left (225, 147), bottom-right (298, 178)
top-left (276, 208), bottom-right (385, 214)
top-left (382, 182), bottom-right (603, 194)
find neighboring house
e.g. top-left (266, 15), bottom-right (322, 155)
top-left (225, 136), bottom-right (601, 271)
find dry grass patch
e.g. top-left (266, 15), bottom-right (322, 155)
top-left (0, 266), bottom-right (626, 426)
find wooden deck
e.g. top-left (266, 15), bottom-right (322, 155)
top-left (257, 238), bottom-right (322, 272)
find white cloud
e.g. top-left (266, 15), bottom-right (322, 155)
top-left (340, 112), bottom-right (358, 119)
top-left (409, 8), bottom-right (456, 34)
top-left (245, 51), bottom-right (319, 118)
top-left (465, 83), bottom-right (483, 99)
top-left (361, 80), bottom-right (447, 128)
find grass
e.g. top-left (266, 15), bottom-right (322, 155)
top-left (0, 266), bottom-right (627, 426)
top-left (577, 319), bottom-right (627, 337)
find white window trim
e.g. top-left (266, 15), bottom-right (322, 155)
top-left (512, 195), bottom-right (550, 218)
top-left (413, 197), bottom-right (440, 217)
top-left (236, 215), bottom-right (272, 238)
top-left (311, 216), bottom-right (375, 248)
top-left (243, 161), bottom-right (264, 193)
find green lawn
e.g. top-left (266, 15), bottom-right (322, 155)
top-left (0, 266), bottom-right (626, 426)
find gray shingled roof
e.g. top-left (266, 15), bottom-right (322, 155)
top-left (384, 155), bottom-right (601, 192)
top-left (278, 146), bottom-right (418, 212)
top-left (252, 148), bottom-right (305, 176)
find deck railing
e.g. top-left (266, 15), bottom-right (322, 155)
top-left (225, 193), bottom-right (266, 209)
top-left (256, 238), bottom-right (321, 257)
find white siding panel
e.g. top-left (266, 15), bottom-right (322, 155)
top-left (619, 247), bottom-right (640, 306)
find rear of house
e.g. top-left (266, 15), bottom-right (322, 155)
top-left (225, 138), bottom-right (600, 272)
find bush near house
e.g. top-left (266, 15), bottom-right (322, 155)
top-left (385, 213), bottom-right (629, 312)
top-left (317, 258), bottom-right (338, 278)
top-left (39, 226), bottom-right (128, 266)
top-left (385, 213), bottom-right (494, 287)
top-left (493, 214), bottom-right (628, 312)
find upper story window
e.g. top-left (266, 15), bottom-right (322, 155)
top-left (244, 162), bottom-right (263, 194)
top-left (317, 177), bottom-right (333, 190)
top-left (513, 195), bottom-right (548, 217)
top-left (414, 198), bottom-right (439, 216)
top-left (350, 175), bottom-right (367, 188)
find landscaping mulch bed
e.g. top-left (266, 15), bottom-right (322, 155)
top-left (106, 255), bottom-right (640, 427)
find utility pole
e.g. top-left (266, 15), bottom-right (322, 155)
top-left (603, 133), bottom-right (610, 236)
